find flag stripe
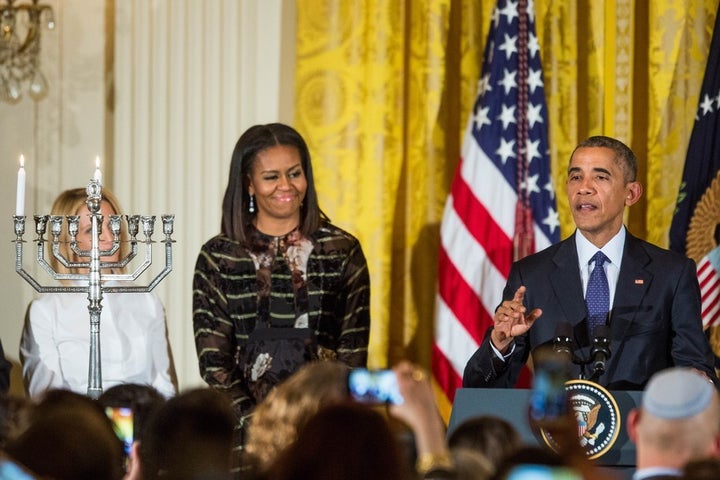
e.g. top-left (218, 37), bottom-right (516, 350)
top-left (451, 164), bottom-right (513, 278)
top-left (459, 125), bottom-right (518, 243)
top-left (437, 248), bottom-right (482, 342)
top-left (437, 247), bottom-right (494, 344)
top-left (433, 296), bottom-right (481, 381)
top-left (699, 257), bottom-right (720, 328)
top-left (431, 341), bottom-right (464, 402)
top-left (439, 195), bottom-right (510, 330)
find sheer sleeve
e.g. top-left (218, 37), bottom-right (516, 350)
top-left (335, 238), bottom-right (371, 367)
top-left (192, 239), bottom-right (255, 420)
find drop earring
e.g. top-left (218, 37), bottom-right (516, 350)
top-left (248, 194), bottom-right (256, 213)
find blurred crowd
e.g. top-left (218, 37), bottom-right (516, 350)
top-left (1, 361), bottom-right (719, 480)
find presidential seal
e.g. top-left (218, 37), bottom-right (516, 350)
top-left (540, 379), bottom-right (621, 459)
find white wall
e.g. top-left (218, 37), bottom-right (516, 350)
top-left (0, 0), bottom-right (296, 395)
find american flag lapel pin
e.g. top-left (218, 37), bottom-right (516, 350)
top-left (634, 279), bottom-right (644, 285)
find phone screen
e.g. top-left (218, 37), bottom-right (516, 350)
top-left (348, 368), bottom-right (404, 405)
top-left (506, 465), bottom-right (582, 480)
top-left (528, 351), bottom-right (571, 426)
top-left (106, 406), bottom-right (134, 456)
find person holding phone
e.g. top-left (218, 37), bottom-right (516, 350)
top-left (99, 383), bottom-right (167, 480)
top-left (387, 361), bottom-right (456, 479)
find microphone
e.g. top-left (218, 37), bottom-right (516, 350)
top-left (552, 322), bottom-right (574, 362)
top-left (590, 324), bottom-right (611, 380)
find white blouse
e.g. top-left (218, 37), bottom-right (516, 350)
top-left (20, 290), bottom-right (177, 399)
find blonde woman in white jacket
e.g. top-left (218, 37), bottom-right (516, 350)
top-left (20, 187), bottom-right (177, 399)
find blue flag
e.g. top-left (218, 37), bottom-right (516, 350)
top-left (669, 8), bottom-right (720, 257)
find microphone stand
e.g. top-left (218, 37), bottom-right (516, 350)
top-left (552, 331), bottom-right (610, 384)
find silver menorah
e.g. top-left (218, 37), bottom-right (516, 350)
top-left (13, 179), bottom-right (174, 399)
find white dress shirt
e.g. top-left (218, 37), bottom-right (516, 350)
top-left (20, 289), bottom-right (177, 399)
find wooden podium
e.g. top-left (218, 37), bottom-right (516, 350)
top-left (448, 388), bottom-right (642, 468)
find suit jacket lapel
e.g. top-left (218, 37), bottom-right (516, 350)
top-left (551, 234), bottom-right (587, 330)
top-left (612, 233), bottom-right (652, 334)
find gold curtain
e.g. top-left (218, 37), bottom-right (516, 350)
top-left (294, 0), bottom-right (718, 372)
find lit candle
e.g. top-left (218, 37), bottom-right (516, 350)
top-left (16, 155), bottom-right (25, 217)
top-left (93, 155), bottom-right (102, 185)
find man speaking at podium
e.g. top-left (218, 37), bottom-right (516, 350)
top-left (463, 136), bottom-right (718, 390)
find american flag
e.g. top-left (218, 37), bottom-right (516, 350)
top-left (698, 247), bottom-right (720, 328)
top-left (433, 0), bottom-right (560, 404)
top-left (669, 8), bottom-right (720, 329)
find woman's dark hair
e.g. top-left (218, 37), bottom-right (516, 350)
top-left (269, 402), bottom-right (408, 480)
top-left (98, 383), bottom-right (167, 443)
top-left (448, 415), bottom-right (522, 470)
top-left (221, 123), bottom-right (327, 243)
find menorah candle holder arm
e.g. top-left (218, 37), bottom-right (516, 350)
top-left (14, 215), bottom-right (86, 293)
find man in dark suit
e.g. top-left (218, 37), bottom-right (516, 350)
top-left (463, 136), bottom-right (718, 390)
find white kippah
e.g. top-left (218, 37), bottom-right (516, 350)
top-left (642, 367), bottom-right (714, 420)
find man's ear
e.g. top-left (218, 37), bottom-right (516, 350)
top-left (625, 181), bottom-right (643, 206)
top-left (711, 433), bottom-right (720, 457)
top-left (627, 408), bottom-right (641, 444)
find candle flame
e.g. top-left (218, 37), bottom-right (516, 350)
top-left (95, 155), bottom-right (101, 169)
top-left (19, 154), bottom-right (25, 168)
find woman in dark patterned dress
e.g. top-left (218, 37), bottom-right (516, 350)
top-left (192, 123), bottom-right (370, 449)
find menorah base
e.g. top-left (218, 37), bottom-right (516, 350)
top-left (87, 386), bottom-right (102, 400)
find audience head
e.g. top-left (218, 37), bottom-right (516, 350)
top-left (49, 187), bottom-right (129, 273)
top-left (99, 383), bottom-right (167, 479)
top-left (6, 389), bottom-right (126, 480)
top-left (221, 123), bottom-right (325, 243)
top-left (99, 383), bottom-right (167, 445)
top-left (0, 394), bottom-right (34, 449)
top-left (244, 360), bottom-right (350, 472)
top-left (451, 448), bottom-right (494, 480)
top-left (682, 456), bottom-right (720, 480)
top-left (448, 415), bottom-right (522, 473)
top-left (269, 401), bottom-right (409, 480)
top-left (491, 446), bottom-right (583, 480)
top-left (140, 387), bottom-right (235, 480)
top-left (628, 367), bottom-right (720, 469)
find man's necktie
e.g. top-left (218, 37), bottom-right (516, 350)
top-left (586, 251), bottom-right (610, 336)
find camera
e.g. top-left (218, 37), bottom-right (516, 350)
top-left (347, 368), bottom-right (404, 405)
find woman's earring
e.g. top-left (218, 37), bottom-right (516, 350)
top-left (248, 194), bottom-right (256, 214)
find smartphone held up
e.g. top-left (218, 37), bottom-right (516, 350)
top-left (348, 368), bottom-right (404, 405)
